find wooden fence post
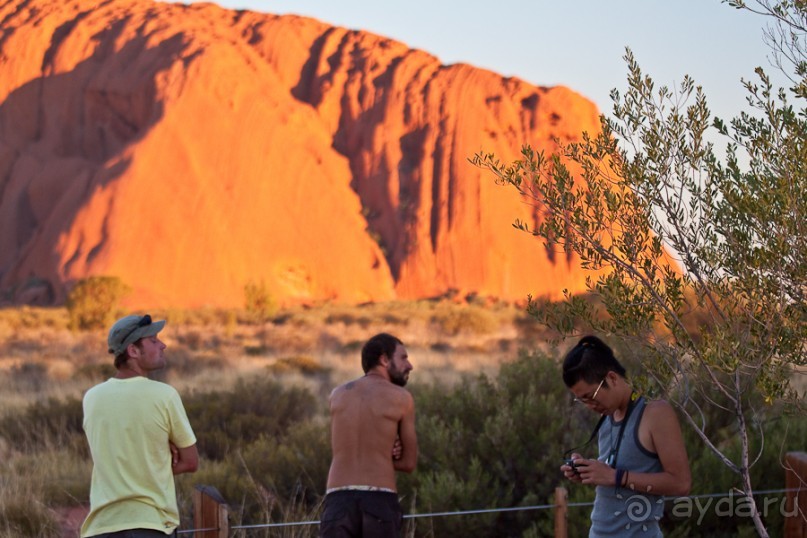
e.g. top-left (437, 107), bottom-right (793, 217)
top-left (784, 452), bottom-right (807, 538)
top-left (554, 486), bottom-right (568, 538)
top-left (193, 485), bottom-right (229, 538)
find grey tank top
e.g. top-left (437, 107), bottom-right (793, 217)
top-left (590, 396), bottom-right (665, 537)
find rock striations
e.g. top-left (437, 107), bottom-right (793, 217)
top-left (0, 0), bottom-right (603, 308)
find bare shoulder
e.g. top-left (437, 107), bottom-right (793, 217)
top-left (329, 379), bottom-right (359, 401)
top-left (644, 399), bottom-right (680, 425)
top-left (370, 382), bottom-right (412, 403)
top-left (645, 398), bottom-right (674, 413)
top-left (390, 384), bottom-right (415, 401)
top-left (376, 384), bottom-right (415, 413)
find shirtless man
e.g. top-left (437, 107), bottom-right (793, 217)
top-left (320, 333), bottom-right (417, 538)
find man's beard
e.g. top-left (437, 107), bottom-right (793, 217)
top-left (388, 364), bottom-right (409, 387)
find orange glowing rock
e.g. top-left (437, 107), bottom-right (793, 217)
top-left (0, 0), bottom-right (605, 308)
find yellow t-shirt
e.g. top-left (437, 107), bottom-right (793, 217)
top-left (80, 377), bottom-right (197, 537)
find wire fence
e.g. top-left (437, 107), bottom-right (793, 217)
top-left (177, 487), bottom-right (803, 534)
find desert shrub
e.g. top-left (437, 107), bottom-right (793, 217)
top-left (157, 306), bottom-right (236, 326)
top-left (324, 311), bottom-right (372, 327)
top-left (316, 331), bottom-right (343, 352)
top-left (176, 420), bottom-right (330, 529)
top-left (184, 376), bottom-right (319, 461)
top-left (429, 341), bottom-right (453, 352)
top-left (174, 461), bottom-right (254, 532)
top-left (271, 310), bottom-right (315, 327)
top-left (74, 362), bottom-right (116, 381)
top-left (177, 329), bottom-right (206, 350)
top-left (239, 419), bottom-right (331, 509)
top-left (159, 378), bottom-right (326, 529)
top-left (430, 305), bottom-right (498, 336)
top-left (340, 339), bottom-right (364, 353)
top-left (399, 348), bottom-right (806, 538)
top-left (513, 310), bottom-right (555, 341)
top-left (160, 345), bottom-right (225, 377)
top-left (401, 349), bottom-right (594, 537)
top-left (8, 362), bottom-right (49, 392)
top-left (407, 457), bottom-right (499, 534)
top-left (379, 310), bottom-right (411, 326)
top-left (269, 355), bottom-right (327, 375)
top-left (65, 276), bottom-right (130, 330)
top-left (244, 345), bottom-right (268, 356)
top-left (173, 376), bottom-right (329, 528)
top-left (0, 396), bottom-right (85, 452)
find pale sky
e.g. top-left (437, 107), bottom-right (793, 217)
top-left (176, 0), bottom-right (785, 127)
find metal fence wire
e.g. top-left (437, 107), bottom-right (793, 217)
top-left (177, 487), bottom-right (803, 534)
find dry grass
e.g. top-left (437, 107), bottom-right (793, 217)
top-left (0, 444), bottom-right (91, 538)
top-left (0, 300), bottom-right (541, 410)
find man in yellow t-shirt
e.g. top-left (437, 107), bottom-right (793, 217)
top-left (81, 314), bottom-right (199, 538)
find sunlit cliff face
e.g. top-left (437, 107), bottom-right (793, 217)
top-left (0, 0), bottom-right (608, 309)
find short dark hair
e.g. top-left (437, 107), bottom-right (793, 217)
top-left (562, 335), bottom-right (626, 387)
top-left (113, 340), bottom-right (143, 369)
top-left (361, 333), bottom-right (403, 373)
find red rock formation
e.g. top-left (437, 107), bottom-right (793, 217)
top-left (0, 0), bottom-right (603, 308)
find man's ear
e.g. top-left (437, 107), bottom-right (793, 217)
top-left (379, 354), bottom-right (390, 368)
top-left (126, 342), bottom-right (140, 360)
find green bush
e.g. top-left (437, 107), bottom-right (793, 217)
top-left (184, 376), bottom-right (319, 461)
top-left (178, 397), bottom-right (329, 527)
top-left (401, 350), bottom-right (594, 537)
top-left (404, 351), bottom-right (807, 537)
top-left (65, 276), bottom-right (130, 330)
top-left (239, 419), bottom-right (331, 509)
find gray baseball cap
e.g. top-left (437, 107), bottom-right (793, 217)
top-left (107, 314), bottom-right (166, 356)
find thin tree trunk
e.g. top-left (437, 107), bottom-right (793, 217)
top-left (735, 374), bottom-right (769, 538)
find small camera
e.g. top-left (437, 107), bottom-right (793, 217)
top-left (564, 458), bottom-right (580, 474)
